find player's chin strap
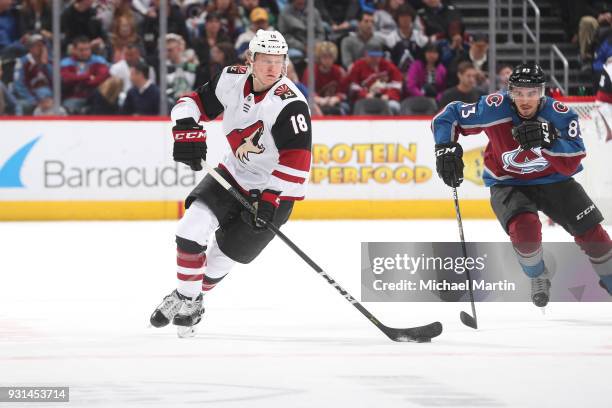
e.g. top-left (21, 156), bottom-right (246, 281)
top-left (200, 162), bottom-right (443, 343)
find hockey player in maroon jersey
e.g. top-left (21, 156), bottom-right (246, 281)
top-left (150, 30), bottom-right (312, 337)
top-left (432, 63), bottom-right (612, 308)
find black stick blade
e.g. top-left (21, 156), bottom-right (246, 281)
top-left (384, 321), bottom-right (443, 342)
top-left (460, 311), bottom-right (478, 329)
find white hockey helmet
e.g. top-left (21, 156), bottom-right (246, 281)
top-left (248, 30), bottom-right (288, 57)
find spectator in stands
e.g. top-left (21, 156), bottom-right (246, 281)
top-left (193, 12), bottom-right (232, 69)
top-left (404, 42), bottom-right (446, 101)
top-left (211, 0), bottom-right (242, 39)
top-left (438, 61), bottom-right (482, 108)
top-left (344, 42), bottom-right (403, 115)
top-left (60, 36), bottom-right (110, 114)
top-left (374, 0), bottom-right (405, 35)
top-left (89, 76), bottom-right (123, 114)
top-left (301, 41), bottom-right (348, 115)
top-left (238, 0), bottom-right (279, 33)
top-left (446, 33), bottom-right (489, 93)
top-left (32, 86), bottom-right (66, 116)
top-left (235, 7), bottom-right (273, 60)
top-left (496, 63), bottom-right (513, 91)
top-left (558, 1), bottom-right (610, 71)
top-left (593, 31), bottom-right (612, 75)
top-left (340, 10), bottom-right (386, 69)
top-left (417, 0), bottom-right (463, 41)
top-left (165, 33), bottom-right (197, 109)
top-left (141, 0), bottom-right (190, 69)
top-left (19, 0), bottom-right (52, 41)
top-left (121, 61), bottom-right (160, 115)
top-left (385, 4), bottom-right (427, 73)
top-left (0, 60), bottom-right (16, 114)
top-left (278, 0), bottom-right (325, 61)
top-left (108, 11), bottom-right (141, 64)
top-left (0, 0), bottom-right (24, 58)
top-left (12, 33), bottom-right (52, 115)
top-left (109, 43), bottom-right (155, 106)
top-left (60, 0), bottom-right (106, 56)
top-left (316, 0), bottom-right (360, 43)
top-left (197, 41), bottom-right (236, 85)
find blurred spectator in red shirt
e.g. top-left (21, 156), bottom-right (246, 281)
top-left (301, 41), bottom-right (349, 115)
top-left (344, 42), bottom-right (403, 115)
top-left (60, 36), bottom-right (110, 114)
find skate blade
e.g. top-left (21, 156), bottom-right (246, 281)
top-left (177, 325), bottom-right (197, 338)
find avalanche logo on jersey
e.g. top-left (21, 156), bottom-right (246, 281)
top-left (486, 93), bottom-right (504, 107)
top-left (274, 84), bottom-right (297, 100)
top-left (501, 146), bottom-right (550, 174)
top-left (226, 120), bottom-right (265, 164)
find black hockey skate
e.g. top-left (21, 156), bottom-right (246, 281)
top-left (531, 269), bottom-right (552, 308)
top-left (173, 293), bottom-right (204, 327)
top-left (173, 293), bottom-right (204, 338)
top-left (150, 290), bottom-right (187, 328)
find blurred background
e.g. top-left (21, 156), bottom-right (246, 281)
top-left (0, 0), bottom-right (611, 221)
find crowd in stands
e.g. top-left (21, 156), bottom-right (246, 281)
top-left (0, 0), bottom-right (609, 116)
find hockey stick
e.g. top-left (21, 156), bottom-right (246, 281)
top-left (452, 187), bottom-right (478, 329)
top-left (202, 162), bottom-right (443, 342)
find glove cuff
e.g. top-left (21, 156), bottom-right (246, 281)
top-left (173, 129), bottom-right (206, 142)
top-left (435, 142), bottom-right (463, 158)
top-left (260, 189), bottom-right (281, 208)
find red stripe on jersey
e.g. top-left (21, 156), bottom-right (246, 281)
top-left (272, 170), bottom-right (306, 184)
top-left (185, 92), bottom-right (211, 122)
top-left (177, 250), bottom-right (205, 269)
top-left (278, 149), bottom-right (311, 171)
top-left (177, 272), bottom-right (205, 281)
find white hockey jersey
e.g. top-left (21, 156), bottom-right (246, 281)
top-left (171, 65), bottom-right (312, 201)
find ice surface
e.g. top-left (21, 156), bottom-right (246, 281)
top-left (0, 220), bottom-right (611, 407)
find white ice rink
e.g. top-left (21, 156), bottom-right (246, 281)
top-left (1, 219), bottom-right (611, 407)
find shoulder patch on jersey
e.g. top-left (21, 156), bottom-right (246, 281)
top-left (274, 84), bottom-right (297, 100)
top-left (227, 65), bottom-right (248, 74)
top-left (485, 93), bottom-right (504, 107)
top-left (552, 101), bottom-right (569, 113)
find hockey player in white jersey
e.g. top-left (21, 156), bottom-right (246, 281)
top-left (150, 30), bottom-right (312, 337)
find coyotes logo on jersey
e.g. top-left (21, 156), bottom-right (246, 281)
top-left (226, 121), bottom-right (266, 164)
top-left (227, 65), bottom-right (248, 74)
top-left (274, 84), bottom-right (297, 100)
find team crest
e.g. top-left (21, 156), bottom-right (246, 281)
top-left (274, 84), bottom-right (297, 100)
top-left (227, 65), bottom-right (248, 74)
top-left (501, 146), bottom-right (550, 174)
top-left (485, 93), bottom-right (504, 107)
top-left (552, 101), bottom-right (569, 113)
top-left (226, 121), bottom-right (265, 164)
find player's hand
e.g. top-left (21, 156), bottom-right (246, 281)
top-left (435, 142), bottom-right (464, 187)
top-left (172, 117), bottom-right (207, 171)
top-left (242, 189), bottom-right (280, 232)
top-left (511, 120), bottom-right (556, 150)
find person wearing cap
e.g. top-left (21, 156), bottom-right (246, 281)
top-left (13, 33), bottom-right (52, 115)
top-left (235, 7), bottom-right (273, 60)
top-left (343, 41), bottom-right (403, 115)
top-left (32, 86), bottom-right (67, 116)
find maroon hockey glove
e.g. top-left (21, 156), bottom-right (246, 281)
top-left (511, 120), bottom-right (556, 150)
top-left (435, 142), bottom-right (464, 187)
top-left (172, 117), bottom-right (207, 171)
top-left (242, 189), bottom-right (281, 232)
